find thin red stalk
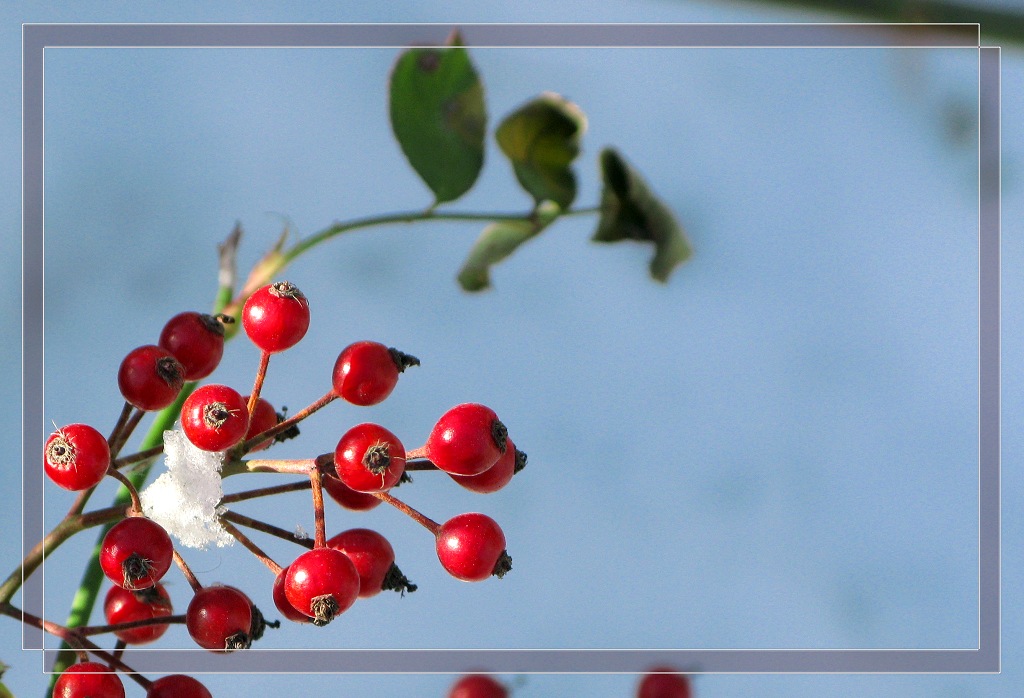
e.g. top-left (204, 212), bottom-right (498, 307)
top-left (238, 390), bottom-right (336, 453)
top-left (219, 518), bottom-right (283, 575)
top-left (76, 614), bottom-right (186, 637)
top-left (110, 408), bottom-right (144, 457)
top-left (404, 458), bottom-right (440, 472)
top-left (247, 350), bottom-right (272, 416)
top-left (105, 468), bottom-right (142, 514)
top-left (405, 445), bottom-right (427, 460)
top-left (172, 551), bottom-right (202, 592)
top-left (220, 510), bottom-right (314, 550)
top-left (219, 480), bottom-right (311, 504)
top-left (372, 491), bottom-right (440, 535)
top-left (107, 402), bottom-right (134, 448)
top-left (310, 466), bottom-right (326, 549)
top-left (239, 458), bottom-right (317, 475)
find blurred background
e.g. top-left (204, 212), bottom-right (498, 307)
top-left (2, 1), bottom-right (1022, 697)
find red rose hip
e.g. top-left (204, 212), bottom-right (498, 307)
top-left (284, 548), bottom-right (360, 626)
top-left (333, 422), bottom-right (406, 493)
top-left (100, 517), bottom-right (174, 590)
top-left (54, 662), bottom-right (125, 698)
top-left (448, 674), bottom-right (509, 698)
top-left (426, 403), bottom-right (508, 476)
top-left (147, 675), bottom-right (213, 698)
top-left (637, 668), bottom-right (692, 698)
top-left (117, 345), bottom-right (185, 411)
top-left (327, 528), bottom-right (416, 598)
top-left (158, 311), bottom-right (226, 380)
top-left (44, 423), bottom-right (110, 491)
top-left (332, 340), bottom-right (419, 406)
top-left (451, 439), bottom-right (526, 494)
top-left (180, 384), bottom-right (249, 451)
top-left (436, 513), bottom-right (511, 582)
top-left (103, 582), bottom-right (173, 645)
top-left (242, 281), bottom-right (310, 354)
top-left (185, 584), bottom-right (253, 652)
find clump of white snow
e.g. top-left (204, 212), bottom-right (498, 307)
top-left (294, 524), bottom-right (309, 540)
top-left (140, 430), bottom-right (234, 549)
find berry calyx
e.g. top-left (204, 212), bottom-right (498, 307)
top-left (637, 668), bottom-right (692, 698)
top-left (54, 662), bottom-right (125, 698)
top-left (242, 281), bottom-right (310, 354)
top-left (103, 582), bottom-right (173, 645)
top-left (284, 548), bottom-right (360, 626)
top-left (180, 384), bottom-right (249, 452)
top-left (322, 472), bottom-right (383, 511)
top-left (100, 517), bottom-right (174, 590)
top-left (331, 340), bottom-right (419, 406)
top-left (44, 423), bottom-right (110, 491)
top-left (450, 439), bottom-right (526, 494)
top-left (243, 395), bottom-right (279, 452)
top-left (436, 513), bottom-right (511, 582)
top-left (333, 423), bottom-right (406, 493)
top-left (185, 584), bottom-right (253, 652)
top-left (117, 345), bottom-right (185, 411)
top-left (146, 675), bottom-right (213, 698)
top-left (426, 403), bottom-right (508, 476)
top-left (158, 311), bottom-right (227, 380)
top-left (327, 528), bottom-right (416, 598)
top-left (448, 674), bottom-right (509, 698)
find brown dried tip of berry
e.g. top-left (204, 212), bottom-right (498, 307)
top-left (121, 553), bottom-right (156, 590)
top-left (248, 604), bottom-right (279, 642)
top-left (156, 356), bottom-right (185, 389)
top-left (492, 551), bottom-right (512, 579)
top-left (223, 631), bottom-right (252, 651)
top-left (387, 347), bottom-right (421, 373)
top-left (513, 449), bottom-right (528, 475)
top-left (45, 436), bottom-right (74, 465)
top-left (362, 443), bottom-right (392, 475)
top-left (381, 563), bottom-right (418, 596)
top-left (491, 419), bottom-right (508, 454)
top-left (199, 313), bottom-right (228, 336)
top-left (203, 402), bottom-right (233, 429)
top-left (309, 594), bottom-right (340, 627)
top-left (269, 281), bottom-right (305, 300)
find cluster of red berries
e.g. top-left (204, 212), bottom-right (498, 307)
top-left (45, 279), bottom-right (524, 694)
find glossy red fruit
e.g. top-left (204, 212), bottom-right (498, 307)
top-left (451, 439), bottom-right (525, 494)
top-left (44, 423), bottom-right (110, 491)
top-left (333, 423), bottom-right (406, 493)
top-left (426, 403), bottom-right (507, 476)
top-left (180, 384), bottom-right (249, 452)
top-left (100, 517), bottom-right (174, 590)
top-left (284, 548), bottom-right (360, 626)
top-left (327, 528), bottom-right (416, 598)
top-left (244, 395), bottom-right (279, 452)
top-left (448, 674), bottom-right (509, 698)
top-left (273, 566), bottom-right (311, 623)
top-left (242, 281), bottom-right (310, 353)
top-left (185, 584), bottom-right (253, 652)
top-left (637, 668), bottom-right (692, 698)
top-left (322, 472), bottom-right (383, 511)
top-left (54, 661), bottom-right (125, 698)
top-left (146, 674), bottom-right (213, 698)
top-left (158, 311), bottom-right (226, 380)
top-left (436, 513), bottom-right (511, 582)
top-left (331, 341), bottom-right (419, 406)
top-left (117, 345), bottom-right (185, 411)
top-left (104, 582), bottom-right (173, 644)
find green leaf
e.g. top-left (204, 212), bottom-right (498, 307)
top-left (593, 148), bottom-right (691, 282)
top-left (495, 92), bottom-right (587, 209)
top-left (389, 30), bottom-right (486, 204)
top-left (457, 211), bottom-right (555, 292)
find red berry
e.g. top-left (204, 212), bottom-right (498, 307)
top-left (448, 674), bottom-right (509, 698)
top-left (637, 668), bottom-right (692, 698)
top-left (100, 517), bottom-right (174, 590)
top-left (44, 423), bottom-right (110, 491)
top-left (147, 675), bottom-right (213, 698)
top-left (332, 341), bottom-right (419, 406)
top-left (158, 311), bottom-right (226, 380)
top-left (103, 582), bottom-right (173, 645)
top-left (327, 528), bottom-right (416, 598)
top-left (322, 472), bottom-right (383, 512)
top-left (284, 548), bottom-right (360, 626)
top-left (426, 403), bottom-right (508, 476)
top-left (180, 384), bottom-right (249, 451)
top-left (54, 662), bottom-right (125, 698)
top-left (117, 345), bottom-right (185, 411)
top-left (185, 584), bottom-right (253, 652)
top-left (451, 439), bottom-right (525, 494)
top-left (272, 566), bottom-right (311, 624)
top-left (333, 423), bottom-right (406, 493)
top-left (242, 281), bottom-right (310, 353)
top-left (436, 513), bottom-right (511, 582)
top-left (244, 395), bottom-right (279, 452)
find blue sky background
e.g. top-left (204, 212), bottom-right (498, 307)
top-left (3, 2), bottom-right (1023, 697)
